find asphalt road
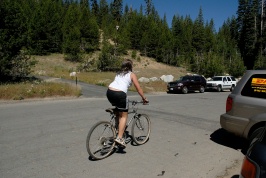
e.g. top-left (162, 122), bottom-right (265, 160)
top-left (0, 88), bottom-right (248, 178)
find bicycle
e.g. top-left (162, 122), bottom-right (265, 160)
top-left (86, 100), bottom-right (151, 160)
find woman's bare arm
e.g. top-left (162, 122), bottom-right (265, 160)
top-left (131, 73), bottom-right (148, 102)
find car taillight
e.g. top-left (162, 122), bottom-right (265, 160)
top-left (226, 96), bottom-right (233, 112)
top-left (240, 156), bottom-right (257, 178)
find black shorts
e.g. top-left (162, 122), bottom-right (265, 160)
top-left (106, 89), bottom-right (128, 112)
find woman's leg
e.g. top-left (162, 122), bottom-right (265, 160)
top-left (117, 111), bottom-right (128, 138)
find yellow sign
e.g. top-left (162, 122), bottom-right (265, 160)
top-left (251, 78), bottom-right (266, 93)
top-left (252, 78), bottom-right (266, 85)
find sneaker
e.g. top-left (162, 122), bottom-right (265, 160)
top-left (114, 137), bottom-right (126, 148)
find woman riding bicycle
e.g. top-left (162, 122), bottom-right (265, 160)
top-left (106, 59), bottom-right (149, 148)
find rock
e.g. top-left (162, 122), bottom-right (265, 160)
top-left (149, 77), bottom-right (159, 82)
top-left (160, 75), bottom-right (174, 82)
top-left (138, 77), bottom-right (150, 83)
top-left (70, 72), bottom-right (77, 77)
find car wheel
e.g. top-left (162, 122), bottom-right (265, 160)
top-left (230, 85), bottom-right (235, 91)
top-left (249, 127), bottom-right (265, 144)
top-left (182, 86), bottom-right (188, 94)
top-left (199, 86), bottom-right (205, 93)
top-left (217, 85), bottom-right (222, 92)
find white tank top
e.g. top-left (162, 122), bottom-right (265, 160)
top-left (109, 72), bottom-right (132, 93)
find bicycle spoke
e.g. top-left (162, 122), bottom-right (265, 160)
top-left (86, 121), bottom-right (116, 160)
top-left (91, 137), bottom-right (113, 153)
top-left (131, 114), bottom-right (151, 145)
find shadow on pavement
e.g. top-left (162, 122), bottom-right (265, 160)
top-left (210, 128), bottom-right (249, 155)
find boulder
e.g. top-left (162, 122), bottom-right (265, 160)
top-left (138, 77), bottom-right (150, 83)
top-left (70, 71), bottom-right (77, 77)
top-left (160, 75), bottom-right (174, 82)
top-left (149, 77), bottom-right (159, 82)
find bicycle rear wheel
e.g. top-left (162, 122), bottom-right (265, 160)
top-left (86, 121), bottom-right (116, 160)
top-left (131, 114), bottom-right (151, 145)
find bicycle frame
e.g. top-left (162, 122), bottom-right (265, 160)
top-left (106, 100), bottom-right (142, 132)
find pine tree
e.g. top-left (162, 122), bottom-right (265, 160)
top-left (255, 0), bottom-right (266, 68)
top-left (204, 53), bottom-right (224, 77)
top-left (192, 7), bottom-right (205, 54)
top-left (110, 0), bottom-right (123, 23)
top-left (126, 11), bottom-right (143, 50)
top-left (182, 16), bottom-right (194, 64)
top-left (140, 16), bottom-right (159, 58)
top-left (91, 0), bottom-right (99, 20)
top-left (144, 0), bottom-right (153, 16)
top-left (157, 14), bottom-right (174, 64)
top-left (204, 19), bottom-right (216, 53)
top-left (62, 4), bottom-right (81, 61)
top-left (80, 0), bottom-right (89, 7)
top-left (80, 3), bottom-right (99, 53)
top-left (171, 15), bottom-right (183, 58)
top-left (99, 0), bottom-right (109, 27)
top-left (0, 0), bottom-right (35, 79)
top-left (191, 7), bottom-right (206, 74)
top-left (44, 0), bottom-right (63, 53)
top-left (237, 0), bottom-right (259, 69)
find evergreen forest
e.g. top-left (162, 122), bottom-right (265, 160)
top-left (1, 0), bottom-right (266, 81)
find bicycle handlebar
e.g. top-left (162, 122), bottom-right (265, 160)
top-left (128, 100), bottom-right (149, 105)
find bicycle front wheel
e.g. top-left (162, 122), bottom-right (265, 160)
top-left (86, 121), bottom-right (116, 160)
top-left (131, 114), bottom-right (151, 145)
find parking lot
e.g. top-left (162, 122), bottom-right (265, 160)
top-left (0, 91), bottom-right (247, 178)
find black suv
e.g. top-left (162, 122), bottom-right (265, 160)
top-left (167, 75), bottom-right (206, 94)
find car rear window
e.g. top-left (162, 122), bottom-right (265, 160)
top-left (213, 77), bottom-right (222, 81)
top-left (231, 77), bottom-right (236, 81)
top-left (195, 76), bottom-right (200, 82)
top-left (180, 76), bottom-right (190, 81)
top-left (241, 74), bottom-right (266, 99)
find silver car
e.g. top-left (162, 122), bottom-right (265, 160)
top-left (220, 70), bottom-right (266, 140)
